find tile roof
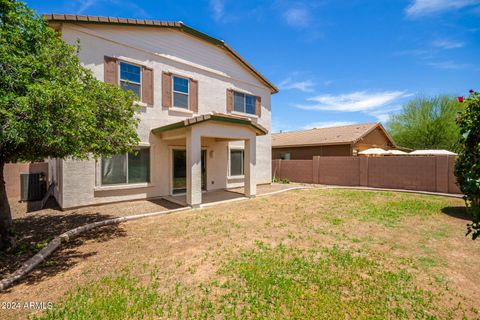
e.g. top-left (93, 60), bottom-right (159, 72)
top-left (151, 112), bottom-right (268, 136)
top-left (272, 122), bottom-right (388, 147)
top-left (43, 14), bottom-right (278, 94)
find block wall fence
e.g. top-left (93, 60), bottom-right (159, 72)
top-left (272, 156), bottom-right (461, 194)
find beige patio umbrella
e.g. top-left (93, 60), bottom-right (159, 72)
top-left (358, 148), bottom-right (389, 156)
top-left (409, 149), bottom-right (457, 156)
top-left (387, 150), bottom-right (408, 155)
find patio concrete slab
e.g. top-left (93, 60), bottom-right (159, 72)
top-left (164, 183), bottom-right (296, 207)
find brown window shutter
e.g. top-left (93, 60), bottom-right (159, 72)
top-left (162, 72), bottom-right (172, 108)
top-left (104, 56), bottom-right (119, 85)
top-left (141, 66), bottom-right (154, 105)
top-left (189, 79), bottom-right (198, 113)
top-left (255, 96), bottom-right (262, 117)
top-left (226, 89), bottom-right (233, 113)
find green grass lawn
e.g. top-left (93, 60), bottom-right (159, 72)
top-left (15, 189), bottom-right (479, 319)
top-left (35, 245), bottom-right (442, 320)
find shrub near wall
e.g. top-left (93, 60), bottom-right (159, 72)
top-left (455, 90), bottom-right (480, 239)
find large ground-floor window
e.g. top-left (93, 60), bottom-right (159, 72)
top-left (230, 149), bottom-right (244, 176)
top-left (101, 147), bottom-right (150, 185)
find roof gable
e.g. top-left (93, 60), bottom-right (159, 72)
top-left (43, 14), bottom-right (278, 94)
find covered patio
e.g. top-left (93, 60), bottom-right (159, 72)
top-left (152, 113), bottom-right (268, 207)
top-left (163, 183), bottom-right (297, 207)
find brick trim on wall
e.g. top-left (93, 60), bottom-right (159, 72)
top-left (141, 66), bottom-right (154, 105)
top-left (189, 78), bottom-right (198, 113)
top-left (255, 96), bottom-right (261, 117)
top-left (162, 72), bottom-right (172, 108)
top-left (226, 89), bottom-right (233, 113)
top-left (104, 56), bottom-right (119, 85)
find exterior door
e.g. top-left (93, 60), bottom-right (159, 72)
top-left (172, 149), bottom-right (206, 194)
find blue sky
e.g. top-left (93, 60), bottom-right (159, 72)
top-left (27, 0), bottom-right (480, 132)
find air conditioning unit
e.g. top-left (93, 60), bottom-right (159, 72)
top-left (20, 172), bottom-right (47, 201)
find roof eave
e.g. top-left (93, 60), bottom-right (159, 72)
top-left (272, 142), bottom-right (354, 148)
top-left (43, 14), bottom-right (279, 94)
top-left (152, 114), bottom-right (268, 136)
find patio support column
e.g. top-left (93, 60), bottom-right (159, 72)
top-left (186, 127), bottom-right (202, 207)
top-left (244, 136), bottom-right (256, 198)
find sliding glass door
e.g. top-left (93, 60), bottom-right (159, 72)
top-left (172, 149), bottom-right (206, 194)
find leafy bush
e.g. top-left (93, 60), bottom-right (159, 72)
top-left (388, 95), bottom-right (462, 150)
top-left (454, 90), bottom-right (480, 239)
top-left (272, 177), bottom-right (290, 184)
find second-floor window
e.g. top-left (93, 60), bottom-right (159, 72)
top-left (173, 76), bottom-right (189, 109)
top-left (120, 62), bottom-right (141, 99)
top-left (233, 92), bottom-right (256, 115)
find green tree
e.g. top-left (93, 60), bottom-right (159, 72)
top-left (0, 0), bottom-right (140, 249)
top-left (455, 91), bottom-right (480, 240)
top-left (387, 95), bottom-right (462, 150)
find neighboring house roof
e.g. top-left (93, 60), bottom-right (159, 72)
top-left (43, 14), bottom-right (278, 94)
top-left (151, 112), bottom-right (268, 136)
top-left (272, 122), bottom-right (394, 148)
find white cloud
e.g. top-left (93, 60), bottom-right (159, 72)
top-left (393, 49), bottom-right (433, 57)
top-left (432, 39), bottom-right (465, 49)
top-left (367, 105), bottom-right (403, 123)
top-left (426, 60), bottom-right (469, 69)
top-left (210, 0), bottom-right (225, 21)
top-left (296, 91), bottom-right (411, 112)
top-left (278, 78), bottom-right (316, 92)
top-left (77, 0), bottom-right (96, 14)
top-left (283, 7), bottom-right (311, 28)
top-left (75, 0), bottom-right (148, 17)
top-left (303, 121), bottom-right (356, 130)
top-left (406, 0), bottom-right (480, 17)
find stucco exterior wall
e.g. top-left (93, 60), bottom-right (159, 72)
top-left (354, 127), bottom-right (394, 152)
top-left (56, 24), bottom-right (272, 208)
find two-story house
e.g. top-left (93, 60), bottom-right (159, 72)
top-left (44, 14), bottom-right (278, 209)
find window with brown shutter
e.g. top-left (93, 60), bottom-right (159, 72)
top-left (255, 96), bottom-right (261, 117)
top-left (141, 66), bottom-right (154, 105)
top-left (172, 75), bottom-right (189, 109)
top-left (104, 56), bottom-right (119, 85)
top-left (162, 72), bottom-right (172, 108)
top-left (189, 79), bottom-right (198, 113)
top-left (226, 89), bottom-right (233, 113)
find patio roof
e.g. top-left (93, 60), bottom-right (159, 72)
top-left (151, 113), bottom-right (268, 136)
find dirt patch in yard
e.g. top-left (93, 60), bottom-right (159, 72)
top-left (1, 189), bottom-right (479, 319)
top-left (1, 198), bottom-right (182, 280)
